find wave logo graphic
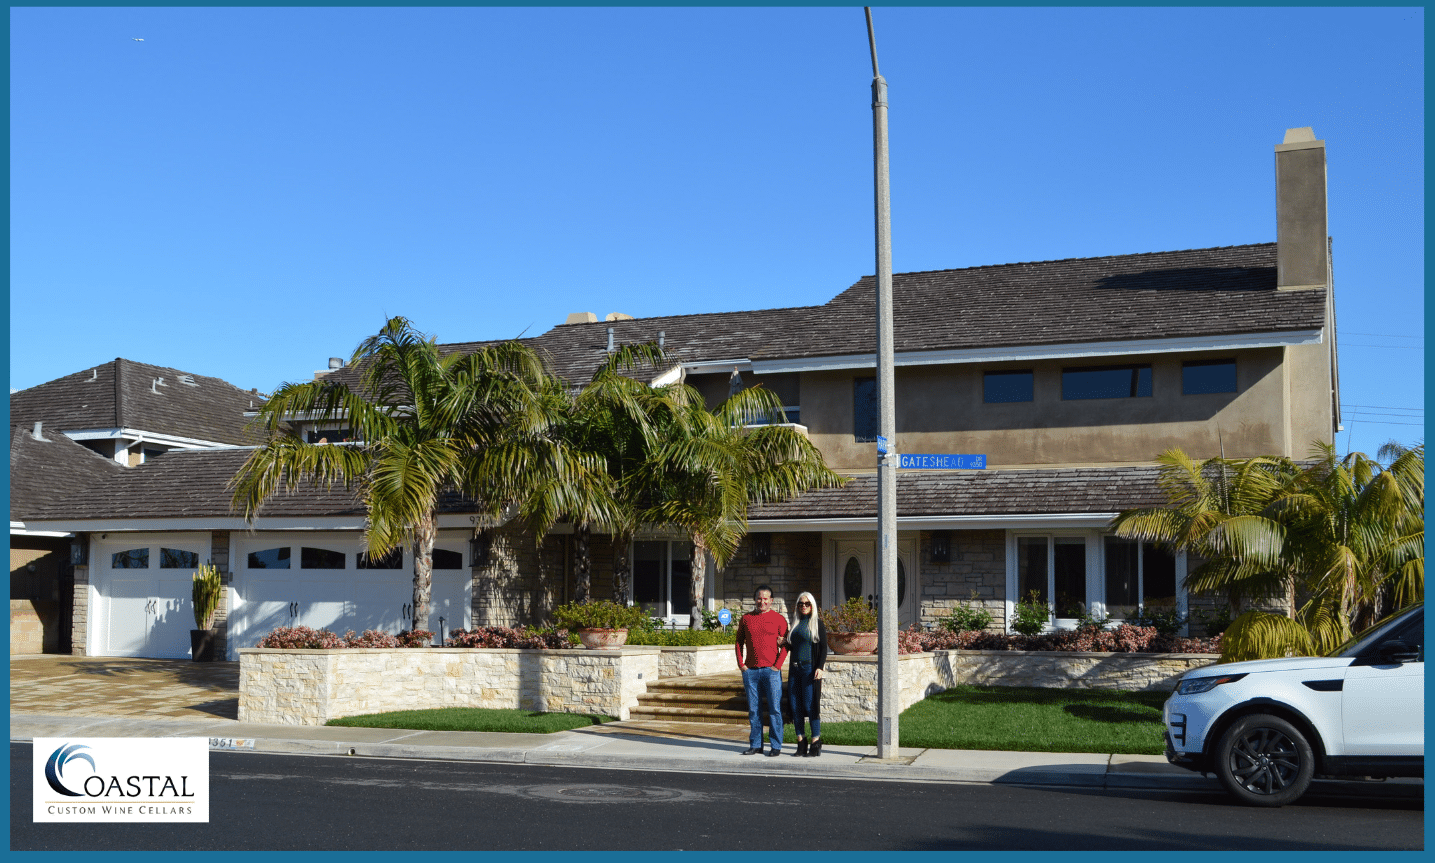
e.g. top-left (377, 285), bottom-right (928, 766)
top-left (44, 743), bottom-right (96, 797)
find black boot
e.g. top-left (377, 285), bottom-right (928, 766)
top-left (807, 738), bottom-right (822, 757)
top-left (795, 737), bottom-right (808, 757)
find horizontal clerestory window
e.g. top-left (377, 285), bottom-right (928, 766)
top-left (1182, 359), bottom-right (1237, 395)
top-left (983, 370), bottom-right (1034, 403)
top-left (1061, 364), bottom-right (1152, 400)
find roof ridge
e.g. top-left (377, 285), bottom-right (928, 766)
top-left (839, 242), bottom-right (1278, 284)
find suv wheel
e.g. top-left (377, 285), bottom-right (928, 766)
top-left (1215, 713), bottom-right (1315, 806)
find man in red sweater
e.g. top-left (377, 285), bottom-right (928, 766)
top-left (735, 584), bottom-right (788, 756)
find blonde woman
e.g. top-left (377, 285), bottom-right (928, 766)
top-left (784, 591), bottom-right (828, 757)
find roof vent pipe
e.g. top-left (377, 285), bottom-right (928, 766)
top-left (606, 327), bottom-right (615, 353)
top-left (328, 357), bottom-right (345, 370)
top-left (32, 421), bottom-right (45, 441)
top-left (152, 377), bottom-right (166, 393)
top-left (658, 330), bottom-right (665, 348)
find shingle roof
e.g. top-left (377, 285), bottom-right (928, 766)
top-left (20, 447), bottom-right (484, 522)
top-left (749, 466), bottom-right (1168, 519)
top-left (487, 242), bottom-right (1323, 384)
top-left (10, 358), bottom-right (261, 445)
top-left (9, 424), bottom-right (126, 521)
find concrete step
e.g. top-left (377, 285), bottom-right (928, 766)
top-left (627, 705), bottom-right (751, 724)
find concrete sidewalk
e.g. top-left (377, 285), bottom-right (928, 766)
top-left (12, 711), bottom-right (1212, 790)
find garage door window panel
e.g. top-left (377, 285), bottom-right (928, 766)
top-left (357, 548), bottom-right (403, 569)
top-left (301, 547), bottom-right (346, 569)
top-left (248, 547), bottom-right (290, 569)
top-left (433, 549), bottom-right (463, 569)
top-left (160, 548), bottom-right (199, 569)
top-left (112, 548), bottom-right (149, 569)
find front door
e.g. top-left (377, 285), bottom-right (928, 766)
top-left (830, 538), bottom-right (916, 627)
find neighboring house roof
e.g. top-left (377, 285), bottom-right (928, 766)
top-left (9, 358), bottom-right (261, 445)
top-left (19, 447), bottom-right (482, 522)
top-left (9, 425), bottom-right (126, 522)
top-left (749, 467), bottom-right (1169, 520)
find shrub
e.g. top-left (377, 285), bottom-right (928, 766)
top-left (626, 628), bottom-right (736, 646)
top-left (919, 625), bottom-right (1221, 655)
top-left (343, 629), bottom-right (400, 648)
top-left (1010, 591), bottom-right (1049, 636)
top-left (257, 626), bottom-right (344, 649)
top-left (938, 595), bottom-right (994, 632)
top-left (1191, 606), bottom-right (1233, 636)
top-left (1220, 610), bottom-right (1317, 662)
top-left (821, 597), bottom-right (879, 633)
top-left (394, 630), bottom-right (434, 648)
top-left (1129, 605), bottom-right (1187, 637)
top-left (553, 599), bottom-right (650, 631)
top-left (698, 606), bottom-right (738, 632)
top-left (897, 624), bottom-right (924, 655)
top-left (446, 626), bottom-right (573, 649)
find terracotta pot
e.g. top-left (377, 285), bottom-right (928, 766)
top-left (828, 631), bottom-right (878, 655)
top-left (576, 628), bottom-right (629, 650)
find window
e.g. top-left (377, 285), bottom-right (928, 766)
top-left (984, 370), bottom-right (1034, 403)
top-left (853, 377), bottom-right (878, 442)
top-left (1103, 537), bottom-right (1176, 618)
top-left (1017, 536), bottom-right (1088, 620)
top-left (1182, 359), bottom-right (1237, 395)
top-left (300, 547), bottom-right (346, 569)
top-left (433, 549), bottom-right (463, 570)
top-left (357, 548), bottom-right (403, 569)
top-left (111, 548), bottom-right (149, 569)
top-left (306, 428), bottom-right (353, 444)
top-left (1062, 364), bottom-right (1152, 400)
top-left (160, 548), bottom-right (198, 569)
top-left (633, 540), bottom-right (694, 621)
top-left (247, 547), bottom-right (290, 569)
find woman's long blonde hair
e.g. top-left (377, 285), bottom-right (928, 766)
top-left (791, 591), bottom-right (820, 635)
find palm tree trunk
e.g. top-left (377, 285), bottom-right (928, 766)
top-left (574, 522), bottom-right (591, 603)
top-left (411, 512), bottom-right (436, 633)
top-left (689, 536), bottom-right (707, 630)
top-left (612, 533), bottom-right (632, 604)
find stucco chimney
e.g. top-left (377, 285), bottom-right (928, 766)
top-left (1274, 127), bottom-right (1329, 291)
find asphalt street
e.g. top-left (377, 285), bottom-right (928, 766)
top-left (11, 744), bottom-right (1424, 851)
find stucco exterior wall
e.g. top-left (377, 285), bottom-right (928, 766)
top-left (238, 646), bottom-right (662, 726)
top-left (799, 347), bottom-right (1306, 471)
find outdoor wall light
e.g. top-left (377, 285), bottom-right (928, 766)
top-left (469, 532), bottom-right (491, 570)
top-left (930, 531), bottom-right (951, 565)
top-left (751, 533), bottom-right (771, 565)
top-left (70, 540), bottom-right (88, 567)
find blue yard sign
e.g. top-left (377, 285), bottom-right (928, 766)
top-left (898, 454), bottom-right (987, 470)
top-left (717, 608), bottom-right (732, 626)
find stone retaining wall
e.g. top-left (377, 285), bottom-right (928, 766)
top-left (240, 644), bottom-right (1218, 726)
top-left (654, 644), bottom-right (734, 679)
top-left (814, 649), bottom-right (1219, 722)
top-left (239, 647), bottom-right (661, 726)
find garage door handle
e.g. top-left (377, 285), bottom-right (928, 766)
top-left (402, 603), bottom-right (411, 619)
top-left (289, 602), bottom-right (298, 618)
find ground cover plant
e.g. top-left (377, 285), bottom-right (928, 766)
top-left (326, 707), bottom-right (614, 733)
top-left (783, 684), bottom-right (1168, 755)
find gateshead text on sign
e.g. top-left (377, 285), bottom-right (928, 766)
top-left (898, 454), bottom-right (986, 470)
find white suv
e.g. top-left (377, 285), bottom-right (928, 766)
top-left (1164, 603), bottom-right (1423, 806)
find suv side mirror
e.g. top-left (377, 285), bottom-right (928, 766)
top-left (1377, 639), bottom-right (1420, 664)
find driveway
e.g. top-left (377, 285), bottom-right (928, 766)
top-left (10, 654), bottom-right (238, 720)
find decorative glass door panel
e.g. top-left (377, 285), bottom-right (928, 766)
top-left (830, 538), bottom-right (915, 626)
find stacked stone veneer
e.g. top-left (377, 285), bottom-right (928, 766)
top-left (720, 533), bottom-right (822, 613)
top-left (239, 646), bottom-right (661, 726)
top-left (918, 530), bottom-right (1007, 630)
top-left (816, 650), bottom-right (1219, 722)
top-left (656, 644), bottom-right (735, 678)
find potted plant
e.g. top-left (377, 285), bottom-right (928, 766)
top-left (821, 596), bottom-right (880, 655)
top-left (190, 563), bottom-right (223, 662)
top-left (553, 599), bottom-right (650, 649)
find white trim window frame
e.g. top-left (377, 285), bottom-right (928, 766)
top-left (1005, 529), bottom-right (1189, 633)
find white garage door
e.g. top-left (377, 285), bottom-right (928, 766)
top-left (92, 536), bottom-right (210, 659)
top-left (228, 534), bottom-right (472, 658)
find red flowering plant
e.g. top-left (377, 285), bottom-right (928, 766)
top-left (395, 630), bottom-right (435, 648)
top-left (342, 629), bottom-right (401, 648)
top-left (257, 626), bottom-right (344, 649)
top-left (445, 626), bottom-right (572, 649)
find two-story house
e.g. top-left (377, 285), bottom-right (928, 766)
top-left (21, 128), bottom-right (1338, 659)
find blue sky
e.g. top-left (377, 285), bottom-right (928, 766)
top-left (9, 6), bottom-right (1424, 458)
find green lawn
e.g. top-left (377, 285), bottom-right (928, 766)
top-left (323, 685), bottom-right (1168, 754)
top-left (326, 707), bottom-right (614, 733)
top-left (782, 685), bottom-right (1168, 755)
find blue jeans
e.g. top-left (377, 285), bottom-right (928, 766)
top-left (742, 666), bottom-right (784, 751)
top-left (788, 661), bottom-right (821, 739)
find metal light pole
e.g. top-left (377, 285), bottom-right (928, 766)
top-left (866, 6), bottom-right (900, 761)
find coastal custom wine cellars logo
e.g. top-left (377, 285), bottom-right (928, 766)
top-left (33, 738), bottom-right (209, 822)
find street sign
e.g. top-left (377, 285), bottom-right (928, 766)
top-left (898, 453), bottom-right (987, 469)
top-left (876, 435), bottom-right (888, 455)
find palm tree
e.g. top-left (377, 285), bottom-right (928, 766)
top-left (231, 317), bottom-right (592, 633)
top-left (1111, 448), bottom-right (1299, 618)
top-left (1269, 443), bottom-right (1424, 650)
top-left (566, 342), bottom-right (671, 604)
top-left (642, 383), bottom-right (845, 628)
